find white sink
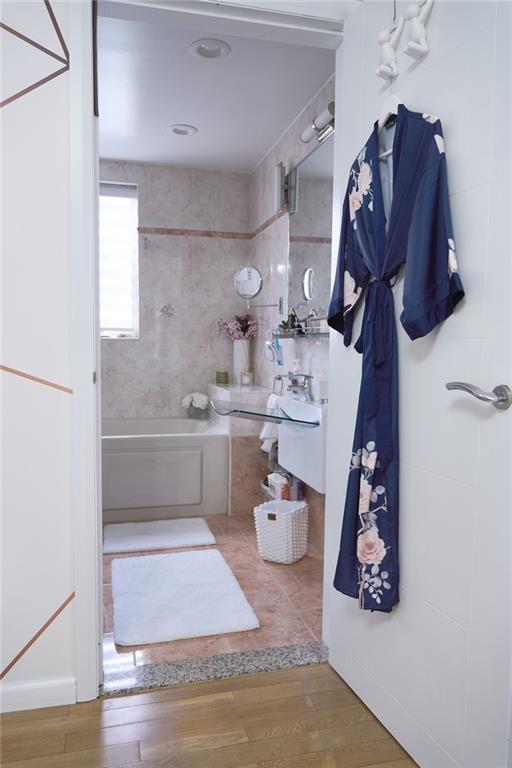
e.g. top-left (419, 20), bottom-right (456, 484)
top-left (277, 396), bottom-right (327, 493)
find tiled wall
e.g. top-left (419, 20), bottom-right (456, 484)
top-left (100, 76), bottom-right (335, 418)
top-left (250, 78), bottom-right (334, 402)
top-left (100, 160), bottom-right (251, 418)
top-left (246, 78), bottom-right (335, 556)
top-left (289, 177), bottom-right (332, 318)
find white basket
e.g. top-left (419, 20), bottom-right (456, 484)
top-left (253, 500), bottom-right (309, 564)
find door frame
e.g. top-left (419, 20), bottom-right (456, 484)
top-left (69, 0), bottom-right (102, 702)
top-left (70, 0), bottom-right (343, 701)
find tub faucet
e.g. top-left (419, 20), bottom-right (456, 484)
top-left (287, 373), bottom-right (313, 402)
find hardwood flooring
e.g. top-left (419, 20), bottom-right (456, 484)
top-left (1, 663), bottom-right (416, 767)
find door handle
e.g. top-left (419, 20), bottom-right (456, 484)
top-left (445, 381), bottom-right (512, 410)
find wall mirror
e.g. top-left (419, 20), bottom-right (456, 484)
top-left (286, 136), bottom-right (333, 323)
top-left (235, 266), bottom-right (262, 299)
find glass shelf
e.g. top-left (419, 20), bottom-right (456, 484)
top-left (279, 329), bottom-right (329, 339)
top-left (210, 399), bottom-right (320, 427)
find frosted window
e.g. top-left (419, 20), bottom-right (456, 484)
top-left (99, 183), bottom-right (139, 339)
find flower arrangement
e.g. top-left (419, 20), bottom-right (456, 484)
top-left (217, 315), bottom-right (258, 341)
top-left (181, 392), bottom-right (209, 410)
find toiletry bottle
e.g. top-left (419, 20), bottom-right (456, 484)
top-left (216, 365), bottom-right (229, 385)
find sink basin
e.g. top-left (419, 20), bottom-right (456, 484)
top-left (277, 396), bottom-right (327, 493)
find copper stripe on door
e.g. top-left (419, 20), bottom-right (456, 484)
top-left (0, 0), bottom-right (70, 110)
top-left (0, 364), bottom-right (73, 394)
top-left (0, 592), bottom-right (75, 680)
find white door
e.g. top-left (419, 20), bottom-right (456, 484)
top-left (324, 3), bottom-right (511, 767)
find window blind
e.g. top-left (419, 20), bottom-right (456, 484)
top-left (99, 182), bottom-right (139, 338)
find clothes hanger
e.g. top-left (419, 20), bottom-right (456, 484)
top-left (378, 93), bottom-right (402, 132)
top-left (378, 94), bottom-right (402, 159)
top-left (377, 1), bottom-right (403, 158)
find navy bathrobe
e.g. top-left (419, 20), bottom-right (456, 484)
top-left (328, 105), bottom-right (464, 612)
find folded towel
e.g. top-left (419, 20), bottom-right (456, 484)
top-left (260, 393), bottom-right (280, 452)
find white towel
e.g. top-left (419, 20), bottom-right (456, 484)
top-left (260, 393), bottom-right (280, 452)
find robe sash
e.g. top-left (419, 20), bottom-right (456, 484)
top-left (355, 279), bottom-right (397, 470)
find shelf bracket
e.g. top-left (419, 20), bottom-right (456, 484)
top-left (247, 296), bottom-right (283, 315)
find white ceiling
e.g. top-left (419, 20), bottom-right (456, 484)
top-left (98, 9), bottom-right (335, 172)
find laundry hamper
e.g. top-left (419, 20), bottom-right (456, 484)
top-left (253, 500), bottom-right (309, 564)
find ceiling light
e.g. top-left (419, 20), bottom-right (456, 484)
top-left (300, 101), bottom-right (335, 144)
top-left (169, 124), bottom-right (198, 136)
top-left (189, 38), bottom-right (231, 59)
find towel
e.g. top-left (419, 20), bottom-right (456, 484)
top-left (260, 393), bottom-right (280, 452)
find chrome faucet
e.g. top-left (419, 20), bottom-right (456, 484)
top-left (287, 372), bottom-right (314, 402)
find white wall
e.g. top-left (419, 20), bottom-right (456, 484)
top-left (325, 3), bottom-right (512, 766)
top-left (1, 1), bottom-right (97, 712)
top-left (99, 160), bottom-right (251, 418)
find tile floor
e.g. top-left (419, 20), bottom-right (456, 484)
top-left (103, 514), bottom-right (324, 677)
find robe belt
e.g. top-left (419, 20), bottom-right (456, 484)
top-left (355, 278), bottom-right (396, 469)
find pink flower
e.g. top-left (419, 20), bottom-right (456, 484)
top-left (217, 316), bottom-right (258, 341)
top-left (357, 528), bottom-right (386, 566)
top-left (358, 162), bottom-right (372, 195)
top-left (362, 451), bottom-right (378, 471)
top-left (344, 270), bottom-right (362, 311)
top-left (349, 189), bottom-right (363, 221)
top-left (358, 476), bottom-right (372, 515)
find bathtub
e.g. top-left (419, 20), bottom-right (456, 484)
top-left (102, 418), bottom-right (228, 523)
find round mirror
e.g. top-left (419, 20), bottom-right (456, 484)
top-left (302, 267), bottom-right (315, 301)
top-left (235, 266), bottom-right (262, 299)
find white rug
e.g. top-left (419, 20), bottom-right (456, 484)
top-left (103, 518), bottom-right (215, 554)
top-left (111, 549), bottom-right (260, 646)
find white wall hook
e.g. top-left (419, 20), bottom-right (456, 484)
top-left (376, 16), bottom-right (405, 81)
top-left (403, 0), bottom-right (434, 59)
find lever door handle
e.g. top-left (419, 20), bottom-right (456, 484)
top-left (445, 381), bottom-right (512, 410)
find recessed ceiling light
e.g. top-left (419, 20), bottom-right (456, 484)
top-left (169, 124), bottom-right (198, 136)
top-left (190, 38), bottom-right (231, 59)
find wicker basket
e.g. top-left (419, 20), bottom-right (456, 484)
top-left (253, 500), bottom-right (309, 564)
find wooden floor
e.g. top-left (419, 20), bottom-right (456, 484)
top-left (1, 664), bottom-right (416, 767)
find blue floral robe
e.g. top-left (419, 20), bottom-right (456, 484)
top-left (328, 105), bottom-right (464, 612)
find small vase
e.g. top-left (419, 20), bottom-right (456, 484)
top-left (233, 339), bottom-right (250, 385)
top-left (188, 404), bottom-right (208, 419)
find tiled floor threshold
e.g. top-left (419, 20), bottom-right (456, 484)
top-left (102, 641), bottom-right (328, 695)
top-left (103, 514), bottom-right (325, 695)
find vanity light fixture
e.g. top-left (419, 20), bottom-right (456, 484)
top-left (300, 101), bottom-right (335, 144)
top-left (169, 124), bottom-right (198, 136)
top-left (189, 38), bottom-right (231, 59)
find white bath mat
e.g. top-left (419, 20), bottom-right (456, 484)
top-left (103, 517), bottom-right (215, 554)
top-left (111, 549), bottom-right (260, 645)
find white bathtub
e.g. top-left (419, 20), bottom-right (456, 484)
top-left (102, 418), bottom-right (229, 523)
